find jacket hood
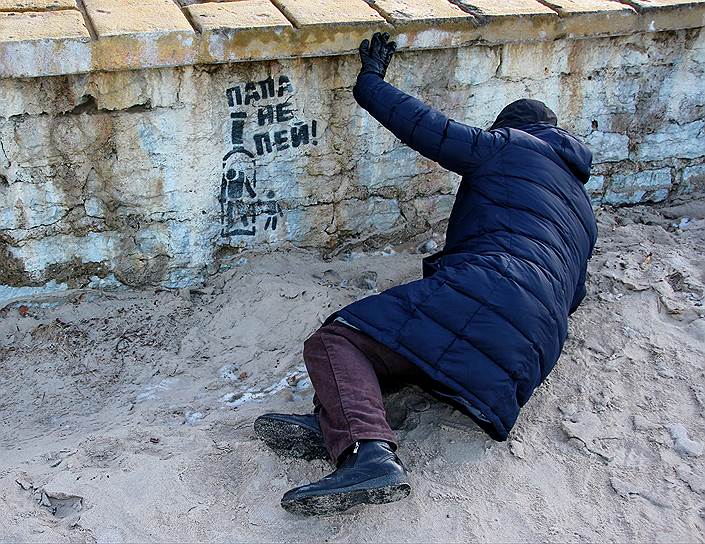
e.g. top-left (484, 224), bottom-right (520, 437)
top-left (490, 99), bottom-right (592, 184)
top-left (526, 125), bottom-right (593, 184)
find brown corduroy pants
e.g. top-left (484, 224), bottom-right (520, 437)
top-left (303, 322), bottom-right (427, 463)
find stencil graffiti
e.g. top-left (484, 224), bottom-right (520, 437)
top-left (253, 120), bottom-right (318, 156)
top-left (220, 75), bottom-right (319, 239)
top-left (219, 169), bottom-right (282, 236)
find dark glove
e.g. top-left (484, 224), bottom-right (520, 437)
top-left (358, 32), bottom-right (396, 79)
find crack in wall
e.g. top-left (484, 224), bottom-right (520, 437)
top-left (74, 0), bottom-right (98, 41)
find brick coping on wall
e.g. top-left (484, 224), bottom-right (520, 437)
top-left (0, 0), bottom-right (703, 79)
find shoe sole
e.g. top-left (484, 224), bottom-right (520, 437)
top-left (254, 416), bottom-right (329, 461)
top-left (281, 476), bottom-right (412, 516)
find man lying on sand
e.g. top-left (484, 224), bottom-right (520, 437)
top-left (255, 32), bottom-right (598, 516)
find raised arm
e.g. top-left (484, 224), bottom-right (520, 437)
top-left (353, 33), bottom-right (507, 177)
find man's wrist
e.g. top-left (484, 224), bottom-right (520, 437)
top-left (358, 68), bottom-right (384, 79)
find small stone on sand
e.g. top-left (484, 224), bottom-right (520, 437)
top-left (668, 423), bottom-right (703, 458)
top-left (353, 271), bottom-right (378, 291)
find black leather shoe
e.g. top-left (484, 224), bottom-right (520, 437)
top-left (280, 440), bottom-right (411, 516)
top-left (254, 413), bottom-right (328, 461)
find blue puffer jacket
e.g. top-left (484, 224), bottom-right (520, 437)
top-left (328, 74), bottom-right (598, 441)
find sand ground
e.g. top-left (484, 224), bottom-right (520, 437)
top-left (1, 197), bottom-right (704, 543)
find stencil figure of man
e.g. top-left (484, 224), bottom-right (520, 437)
top-left (255, 32), bottom-right (598, 516)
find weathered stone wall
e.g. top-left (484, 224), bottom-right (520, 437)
top-left (1, 25), bottom-right (704, 292)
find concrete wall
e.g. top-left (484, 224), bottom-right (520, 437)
top-left (1, 2), bottom-right (705, 293)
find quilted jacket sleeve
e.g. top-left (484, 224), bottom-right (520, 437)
top-left (353, 73), bottom-right (508, 176)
